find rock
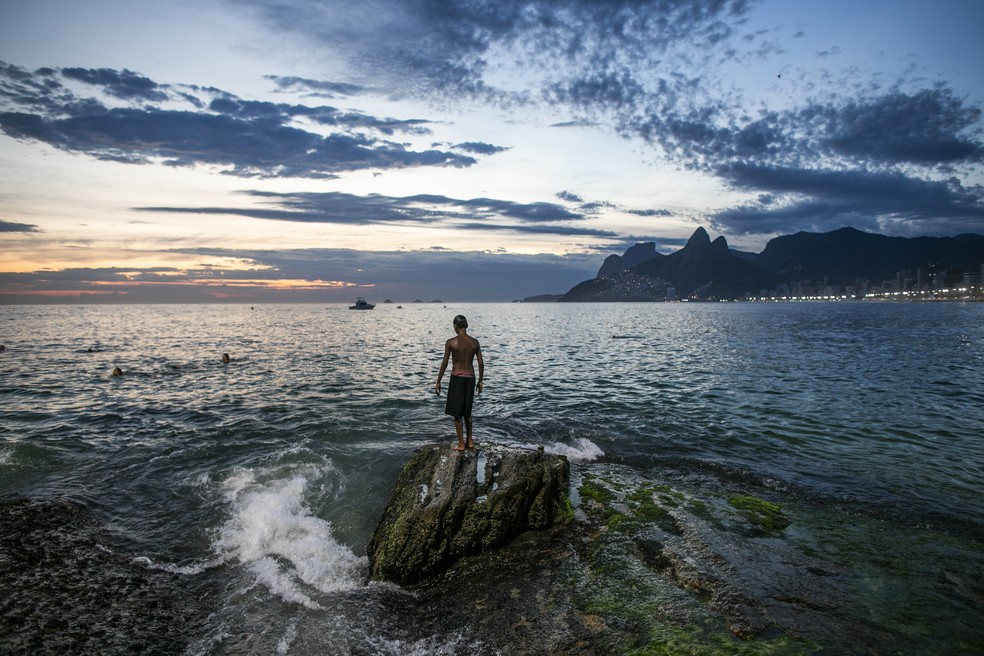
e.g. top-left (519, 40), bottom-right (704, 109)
top-left (367, 443), bottom-right (571, 586)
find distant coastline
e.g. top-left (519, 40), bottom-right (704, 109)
top-left (552, 226), bottom-right (984, 303)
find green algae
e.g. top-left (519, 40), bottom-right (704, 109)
top-left (782, 509), bottom-right (984, 653)
top-left (562, 495), bottom-right (575, 523)
top-left (567, 473), bottom-right (828, 654)
top-left (627, 486), bottom-right (671, 522)
top-left (631, 628), bottom-right (817, 656)
top-left (728, 496), bottom-right (790, 532)
top-left (573, 468), bottom-right (984, 654)
top-left (573, 490), bottom-right (816, 656)
top-left (688, 499), bottom-right (712, 519)
top-left (580, 479), bottom-right (615, 504)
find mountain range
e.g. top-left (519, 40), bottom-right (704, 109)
top-left (559, 227), bottom-right (984, 301)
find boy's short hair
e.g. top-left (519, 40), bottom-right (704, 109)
top-left (453, 315), bottom-right (468, 329)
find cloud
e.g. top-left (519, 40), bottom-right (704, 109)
top-left (5, 2), bottom-right (984, 242)
top-left (0, 219), bottom-right (42, 233)
top-left (136, 189), bottom-right (615, 238)
top-left (231, 1), bottom-right (984, 238)
top-left (626, 208), bottom-right (673, 218)
top-left (814, 89), bottom-right (984, 166)
top-left (0, 62), bottom-right (494, 178)
top-left (236, 0), bottom-right (753, 98)
top-left (176, 246), bottom-right (603, 300)
top-left (0, 248), bottom-right (603, 302)
top-left (710, 163), bottom-right (984, 236)
top-left (60, 67), bottom-right (169, 102)
top-left (264, 75), bottom-right (365, 98)
top-left (640, 89), bottom-right (984, 236)
top-left (454, 141), bottom-right (509, 155)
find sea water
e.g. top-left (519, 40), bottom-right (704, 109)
top-left (1, 302), bottom-right (982, 653)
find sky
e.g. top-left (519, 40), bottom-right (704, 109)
top-left (1, 0), bottom-right (983, 303)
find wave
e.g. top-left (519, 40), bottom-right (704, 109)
top-left (509, 436), bottom-right (605, 461)
top-left (212, 463), bottom-right (368, 608)
top-left (136, 459), bottom-right (368, 609)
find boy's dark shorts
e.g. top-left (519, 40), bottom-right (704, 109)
top-left (445, 375), bottom-right (476, 419)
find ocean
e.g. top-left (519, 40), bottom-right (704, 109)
top-left (1, 302), bottom-right (982, 654)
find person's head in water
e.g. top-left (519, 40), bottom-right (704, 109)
top-left (453, 315), bottom-right (468, 331)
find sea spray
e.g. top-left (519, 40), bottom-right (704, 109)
top-left (213, 462), bottom-right (367, 608)
top-left (543, 437), bottom-right (605, 461)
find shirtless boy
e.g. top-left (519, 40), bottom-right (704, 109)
top-left (434, 315), bottom-right (485, 451)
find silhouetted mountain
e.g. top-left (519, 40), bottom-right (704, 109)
top-left (560, 226), bottom-right (984, 301)
top-left (744, 227), bottom-right (984, 285)
top-left (596, 242), bottom-right (663, 278)
top-left (562, 227), bottom-right (780, 301)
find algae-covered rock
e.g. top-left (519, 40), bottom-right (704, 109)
top-left (367, 443), bottom-right (570, 585)
top-left (728, 495), bottom-right (790, 532)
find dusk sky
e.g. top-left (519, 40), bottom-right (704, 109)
top-left (2, 0), bottom-right (983, 302)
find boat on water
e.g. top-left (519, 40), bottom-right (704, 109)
top-left (349, 297), bottom-right (375, 310)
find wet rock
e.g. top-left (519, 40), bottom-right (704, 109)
top-left (367, 443), bottom-right (571, 585)
top-left (0, 498), bottom-right (216, 655)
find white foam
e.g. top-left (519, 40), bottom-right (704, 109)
top-left (133, 554), bottom-right (223, 575)
top-left (276, 616), bottom-right (301, 655)
top-left (212, 463), bottom-right (367, 608)
top-left (543, 437), bottom-right (605, 461)
top-left (359, 631), bottom-right (482, 656)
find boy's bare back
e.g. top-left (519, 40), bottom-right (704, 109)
top-left (446, 333), bottom-right (481, 376)
top-left (435, 315), bottom-right (484, 398)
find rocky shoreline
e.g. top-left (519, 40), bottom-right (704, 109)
top-left (4, 445), bottom-right (980, 654)
top-left (366, 445), bottom-right (983, 655)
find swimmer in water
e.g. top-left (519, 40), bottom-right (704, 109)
top-left (112, 367), bottom-right (123, 377)
top-left (222, 353), bottom-right (231, 363)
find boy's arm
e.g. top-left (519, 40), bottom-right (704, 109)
top-left (434, 341), bottom-right (451, 395)
top-left (476, 342), bottom-right (484, 393)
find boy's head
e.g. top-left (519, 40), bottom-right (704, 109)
top-left (453, 315), bottom-right (468, 330)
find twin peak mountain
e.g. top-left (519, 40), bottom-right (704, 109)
top-left (558, 226), bottom-right (984, 301)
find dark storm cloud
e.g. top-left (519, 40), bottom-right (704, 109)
top-left (814, 89), bottom-right (983, 166)
top-left (453, 222), bottom-right (616, 238)
top-left (596, 235), bottom-right (690, 254)
top-left (237, 0), bottom-right (751, 97)
top-left (264, 75), bottom-right (366, 97)
top-left (710, 163), bottom-right (984, 236)
top-left (137, 189), bottom-right (609, 237)
top-left (626, 209), bottom-right (673, 217)
top-left (637, 88), bottom-right (984, 235)
top-left (0, 219), bottom-right (42, 233)
top-left (60, 67), bottom-right (169, 102)
top-left (454, 141), bottom-right (508, 155)
top-left (0, 62), bottom-right (493, 177)
top-left (234, 0), bottom-right (984, 237)
top-left (204, 94), bottom-right (433, 135)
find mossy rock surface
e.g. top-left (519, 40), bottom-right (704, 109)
top-left (367, 443), bottom-right (570, 585)
top-left (728, 495), bottom-right (790, 532)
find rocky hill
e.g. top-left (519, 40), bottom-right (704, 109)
top-left (563, 227), bottom-right (781, 301)
top-left (561, 226), bottom-right (984, 301)
top-left (739, 226), bottom-right (984, 285)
